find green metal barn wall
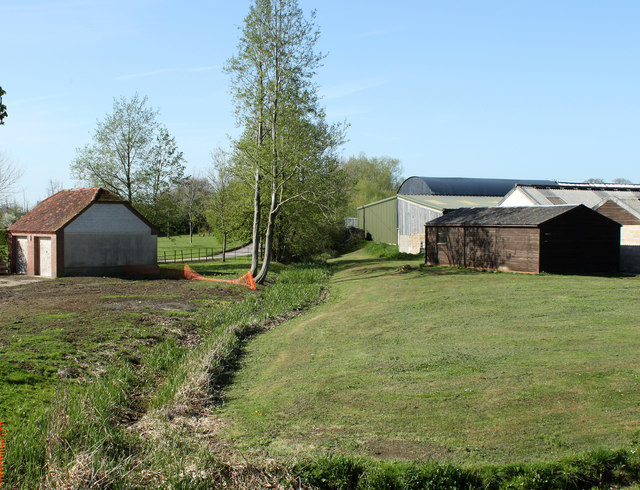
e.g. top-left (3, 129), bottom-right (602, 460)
top-left (357, 197), bottom-right (398, 244)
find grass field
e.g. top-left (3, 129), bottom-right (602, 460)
top-left (220, 248), bottom-right (640, 465)
top-left (157, 233), bottom-right (245, 255)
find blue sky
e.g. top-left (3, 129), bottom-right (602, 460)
top-left (2, 0), bottom-right (639, 206)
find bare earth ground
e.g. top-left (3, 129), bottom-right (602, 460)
top-left (0, 274), bottom-right (47, 288)
top-left (0, 275), bottom-right (245, 428)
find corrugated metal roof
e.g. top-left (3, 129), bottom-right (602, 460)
top-left (506, 185), bottom-right (640, 214)
top-left (399, 194), bottom-right (500, 210)
top-left (427, 205), bottom-right (586, 227)
top-left (398, 176), bottom-right (556, 196)
top-left (356, 195), bottom-right (397, 209)
top-left (556, 182), bottom-right (640, 191)
top-left (8, 187), bottom-right (126, 233)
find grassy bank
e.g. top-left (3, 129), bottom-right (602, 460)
top-left (220, 248), bottom-right (640, 466)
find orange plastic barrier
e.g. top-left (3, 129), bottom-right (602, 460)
top-left (182, 265), bottom-right (257, 290)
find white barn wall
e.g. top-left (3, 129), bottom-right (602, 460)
top-left (65, 204), bottom-right (151, 233)
top-left (499, 189), bottom-right (536, 207)
top-left (64, 203), bottom-right (156, 273)
top-left (621, 225), bottom-right (640, 272)
top-left (398, 198), bottom-right (443, 254)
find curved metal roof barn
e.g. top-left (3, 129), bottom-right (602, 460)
top-left (398, 177), bottom-right (556, 196)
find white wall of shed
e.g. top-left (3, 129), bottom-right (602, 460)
top-left (499, 189), bottom-right (537, 207)
top-left (63, 233), bottom-right (157, 269)
top-left (398, 233), bottom-right (425, 254)
top-left (398, 198), bottom-right (442, 235)
top-left (621, 225), bottom-right (640, 272)
top-left (65, 203), bottom-right (151, 233)
top-left (64, 203), bottom-right (156, 270)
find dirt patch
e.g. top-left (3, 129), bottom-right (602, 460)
top-left (0, 275), bottom-right (248, 386)
top-left (0, 275), bottom-right (47, 288)
top-left (0, 276), bottom-right (243, 314)
top-left (365, 438), bottom-right (452, 460)
top-left (106, 300), bottom-right (198, 312)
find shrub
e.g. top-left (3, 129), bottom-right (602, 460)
top-left (0, 228), bottom-right (7, 262)
top-left (363, 241), bottom-right (421, 261)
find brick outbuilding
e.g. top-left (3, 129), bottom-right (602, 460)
top-left (7, 188), bottom-right (158, 277)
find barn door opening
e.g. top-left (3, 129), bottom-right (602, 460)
top-left (16, 237), bottom-right (28, 274)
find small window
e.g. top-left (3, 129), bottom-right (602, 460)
top-left (437, 229), bottom-right (448, 244)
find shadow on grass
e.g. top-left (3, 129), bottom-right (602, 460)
top-left (417, 265), bottom-right (487, 276)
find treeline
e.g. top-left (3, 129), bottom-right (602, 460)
top-left (68, 93), bottom-right (401, 260)
top-left (67, 0), bottom-right (404, 279)
top-left (67, 91), bottom-right (402, 264)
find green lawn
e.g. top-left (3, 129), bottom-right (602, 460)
top-left (157, 234), bottom-right (245, 255)
top-left (220, 249), bottom-right (640, 465)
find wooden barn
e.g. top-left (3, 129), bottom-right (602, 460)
top-left (500, 182), bottom-right (640, 272)
top-left (425, 205), bottom-right (621, 274)
top-left (7, 187), bottom-right (158, 277)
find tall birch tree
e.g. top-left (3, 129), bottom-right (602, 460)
top-left (227, 0), bottom-right (346, 283)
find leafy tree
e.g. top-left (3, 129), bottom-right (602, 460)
top-left (206, 149), bottom-right (250, 261)
top-left (139, 127), bottom-right (186, 222)
top-left (176, 175), bottom-right (210, 244)
top-left (584, 178), bottom-right (605, 184)
top-left (343, 153), bottom-right (403, 215)
top-left (0, 86), bottom-right (7, 125)
top-left (71, 94), bottom-right (185, 218)
top-left (227, 0), bottom-right (347, 283)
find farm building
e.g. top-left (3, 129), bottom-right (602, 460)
top-left (425, 205), bottom-right (620, 274)
top-left (7, 187), bottom-right (158, 277)
top-left (500, 182), bottom-right (640, 272)
top-left (357, 176), bottom-right (555, 253)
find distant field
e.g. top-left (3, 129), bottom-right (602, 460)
top-left (220, 249), bottom-right (640, 465)
top-left (157, 234), bottom-right (245, 255)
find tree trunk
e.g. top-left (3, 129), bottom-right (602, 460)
top-left (222, 232), bottom-right (227, 263)
top-left (255, 209), bottom-right (276, 284)
top-left (255, 184), bottom-right (277, 284)
top-left (189, 219), bottom-right (193, 244)
top-left (250, 166), bottom-right (261, 276)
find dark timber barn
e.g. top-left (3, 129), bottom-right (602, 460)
top-left (425, 205), bottom-right (621, 274)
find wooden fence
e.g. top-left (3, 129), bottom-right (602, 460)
top-left (157, 246), bottom-right (250, 264)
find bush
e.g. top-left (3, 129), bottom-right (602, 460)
top-left (297, 450), bottom-right (640, 490)
top-left (0, 228), bottom-right (7, 262)
top-left (363, 241), bottom-right (421, 261)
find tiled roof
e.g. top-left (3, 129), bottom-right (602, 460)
top-left (7, 188), bottom-right (125, 233)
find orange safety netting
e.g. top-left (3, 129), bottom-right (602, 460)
top-left (182, 265), bottom-right (256, 290)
